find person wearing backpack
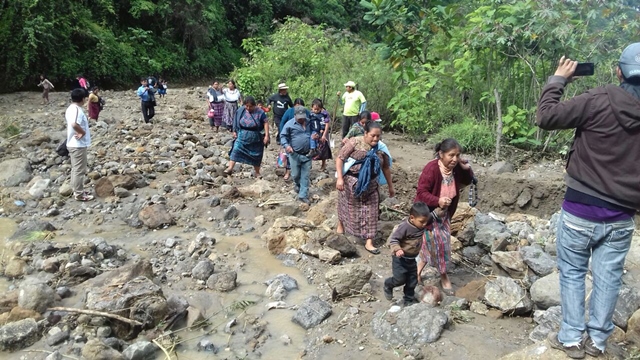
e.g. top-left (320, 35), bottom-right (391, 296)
top-left (66, 88), bottom-right (94, 202)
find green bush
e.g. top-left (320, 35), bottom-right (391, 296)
top-left (434, 118), bottom-right (495, 154)
top-left (231, 18), bottom-right (396, 122)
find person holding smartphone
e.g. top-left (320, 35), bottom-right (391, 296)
top-left (537, 44), bottom-right (640, 359)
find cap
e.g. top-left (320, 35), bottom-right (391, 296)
top-left (344, 81), bottom-right (356, 88)
top-left (619, 43), bottom-right (640, 79)
top-left (371, 112), bottom-right (381, 122)
top-left (294, 106), bottom-right (307, 120)
top-left (278, 83), bottom-right (289, 90)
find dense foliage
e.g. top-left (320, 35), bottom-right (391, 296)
top-left (362, 0), bottom-right (640, 152)
top-left (0, 0), bottom-right (369, 91)
top-left (231, 19), bottom-right (396, 121)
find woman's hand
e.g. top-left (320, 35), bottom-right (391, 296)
top-left (388, 186), bottom-right (395, 198)
top-left (320, 136), bottom-right (327, 143)
top-left (232, 132), bottom-right (237, 139)
top-left (336, 178), bottom-right (344, 191)
top-left (263, 135), bottom-right (269, 145)
top-left (439, 197), bottom-right (452, 208)
top-left (460, 159), bottom-right (471, 170)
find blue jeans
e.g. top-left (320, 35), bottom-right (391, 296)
top-left (288, 152), bottom-right (311, 200)
top-left (310, 131), bottom-right (320, 149)
top-left (556, 209), bottom-right (635, 350)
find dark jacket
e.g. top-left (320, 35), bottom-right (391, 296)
top-left (536, 76), bottom-right (640, 210)
top-left (388, 219), bottom-right (429, 258)
top-left (414, 159), bottom-right (474, 220)
top-left (268, 93), bottom-right (293, 118)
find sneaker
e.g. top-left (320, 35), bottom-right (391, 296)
top-left (403, 298), bottom-right (420, 307)
top-left (547, 332), bottom-right (585, 359)
top-left (74, 192), bottom-right (95, 202)
top-left (383, 286), bottom-right (393, 301)
top-left (298, 198), bottom-right (310, 205)
top-left (583, 336), bottom-right (604, 357)
top-left (294, 185), bottom-right (300, 193)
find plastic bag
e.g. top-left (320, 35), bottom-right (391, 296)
top-left (277, 149), bottom-right (288, 168)
top-left (207, 108), bottom-right (215, 118)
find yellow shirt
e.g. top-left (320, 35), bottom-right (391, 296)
top-left (341, 90), bottom-right (366, 116)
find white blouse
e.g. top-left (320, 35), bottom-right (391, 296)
top-left (222, 88), bottom-right (241, 102)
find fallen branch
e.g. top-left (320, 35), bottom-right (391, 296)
top-left (258, 198), bottom-right (291, 207)
top-left (380, 204), bottom-right (408, 216)
top-left (22, 349), bottom-right (79, 360)
top-left (47, 307), bottom-right (143, 327)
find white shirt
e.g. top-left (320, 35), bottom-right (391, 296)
top-left (66, 104), bottom-right (91, 148)
top-left (222, 88), bottom-right (241, 102)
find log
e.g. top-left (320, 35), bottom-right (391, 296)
top-left (47, 307), bottom-right (144, 327)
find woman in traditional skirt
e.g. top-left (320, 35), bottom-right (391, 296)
top-left (414, 138), bottom-right (474, 295)
top-left (336, 121), bottom-right (394, 254)
top-left (207, 81), bottom-right (225, 132)
top-left (224, 96), bottom-right (269, 178)
top-left (221, 80), bottom-right (242, 131)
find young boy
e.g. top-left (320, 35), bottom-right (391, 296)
top-left (384, 202), bottom-right (433, 305)
top-left (307, 101), bottom-right (326, 158)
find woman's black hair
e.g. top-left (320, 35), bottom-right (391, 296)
top-left (244, 96), bottom-right (256, 106)
top-left (410, 202), bottom-right (431, 218)
top-left (311, 98), bottom-right (323, 108)
top-left (359, 110), bottom-right (372, 121)
top-left (364, 120), bottom-right (382, 133)
top-left (228, 80), bottom-right (237, 88)
top-left (71, 88), bottom-right (87, 102)
top-left (435, 138), bottom-right (463, 155)
top-left (293, 98), bottom-right (305, 106)
top-left (92, 86), bottom-right (99, 92)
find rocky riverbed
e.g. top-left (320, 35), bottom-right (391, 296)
top-left (0, 88), bottom-right (639, 360)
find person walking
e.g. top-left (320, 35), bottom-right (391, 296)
top-left (337, 81), bottom-right (366, 138)
top-left (87, 86), bottom-right (102, 121)
top-left (207, 81), bottom-right (225, 132)
top-left (37, 74), bottom-right (54, 105)
top-left (310, 98), bottom-right (332, 171)
top-left (280, 106), bottom-right (317, 204)
top-left (137, 78), bottom-right (156, 124)
top-left (335, 121), bottom-right (393, 254)
top-left (414, 138), bottom-right (474, 295)
top-left (267, 83), bottom-right (294, 144)
top-left (537, 46), bottom-right (640, 359)
top-left (221, 80), bottom-right (242, 131)
top-left (65, 88), bottom-right (94, 202)
top-left (224, 96), bottom-right (268, 178)
top-left (279, 98), bottom-right (310, 180)
top-left (76, 74), bottom-right (89, 91)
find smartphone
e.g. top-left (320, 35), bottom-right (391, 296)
top-left (574, 62), bottom-right (595, 76)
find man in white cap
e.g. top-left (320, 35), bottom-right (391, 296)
top-left (267, 83), bottom-right (294, 144)
top-left (537, 44), bottom-right (640, 359)
top-left (337, 80), bottom-right (366, 138)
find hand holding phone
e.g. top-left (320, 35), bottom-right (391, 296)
top-left (574, 62), bottom-right (595, 77)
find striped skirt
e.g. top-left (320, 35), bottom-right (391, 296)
top-left (211, 102), bottom-right (225, 127)
top-left (222, 101), bottom-right (238, 129)
top-left (337, 174), bottom-right (379, 240)
top-left (420, 212), bottom-right (451, 274)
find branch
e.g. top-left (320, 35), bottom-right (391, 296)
top-left (47, 307), bottom-right (143, 327)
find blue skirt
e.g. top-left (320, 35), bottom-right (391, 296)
top-left (230, 129), bottom-right (264, 167)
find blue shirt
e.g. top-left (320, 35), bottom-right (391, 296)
top-left (280, 118), bottom-right (312, 153)
top-left (137, 85), bottom-right (155, 102)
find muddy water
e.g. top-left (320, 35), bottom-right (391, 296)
top-left (0, 218), bottom-right (311, 359)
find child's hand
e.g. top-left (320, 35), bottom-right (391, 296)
top-left (395, 249), bottom-right (404, 257)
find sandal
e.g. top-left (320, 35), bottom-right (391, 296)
top-left (223, 169), bottom-right (233, 176)
top-left (283, 173), bottom-right (290, 180)
top-left (365, 247), bottom-right (380, 255)
top-left (74, 192), bottom-right (94, 202)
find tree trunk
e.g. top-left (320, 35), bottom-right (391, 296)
top-left (494, 88), bottom-right (503, 162)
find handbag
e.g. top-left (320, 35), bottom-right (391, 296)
top-left (277, 149), bottom-right (288, 168)
top-left (207, 108), bottom-right (215, 118)
top-left (56, 139), bottom-right (69, 157)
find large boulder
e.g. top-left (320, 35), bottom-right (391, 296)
top-left (491, 251), bottom-right (527, 278)
top-left (86, 276), bottom-right (167, 338)
top-left (520, 245), bottom-right (556, 276)
top-left (10, 220), bottom-right (56, 241)
top-left (206, 271), bottom-right (237, 292)
top-left (324, 234), bottom-right (358, 257)
top-left (82, 339), bottom-right (125, 360)
top-left (530, 272), bottom-right (560, 310)
top-left (94, 177), bottom-right (115, 198)
top-left (613, 285), bottom-right (640, 330)
top-left (372, 304), bottom-right (448, 346)
top-left (474, 213), bottom-right (511, 250)
top-left (291, 296), bottom-right (332, 329)
top-left (530, 306), bottom-right (562, 342)
top-left (325, 264), bottom-right (372, 298)
top-left (191, 260), bottom-right (214, 280)
top-left (626, 308), bottom-right (640, 345)
top-left (484, 276), bottom-right (532, 314)
top-left (108, 175), bottom-right (137, 190)
top-left (262, 216), bottom-right (316, 254)
top-left (28, 177), bottom-right (50, 198)
top-left (0, 318), bottom-right (40, 351)
top-left (0, 158), bottom-right (31, 187)
top-left (138, 204), bottom-right (175, 229)
top-left (18, 282), bottom-right (54, 313)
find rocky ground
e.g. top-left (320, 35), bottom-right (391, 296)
top-left (0, 88), bottom-right (639, 360)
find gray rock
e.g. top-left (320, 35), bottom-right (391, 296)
top-left (56, 286), bottom-right (72, 298)
top-left (520, 245), bottom-right (556, 276)
top-left (166, 294), bottom-right (189, 315)
top-left (265, 279), bottom-right (287, 301)
top-left (292, 295), bottom-right (332, 329)
top-left (488, 161), bottom-right (514, 174)
top-left (46, 329), bottom-right (69, 346)
top-left (0, 318), bottom-right (40, 351)
top-left (209, 196), bottom-right (221, 207)
top-left (461, 245), bottom-right (486, 264)
top-left (474, 213), bottom-right (511, 250)
top-left (506, 221), bottom-right (535, 239)
top-left (324, 234), bottom-right (358, 257)
top-left (372, 304), bottom-right (448, 346)
top-left (484, 276), bottom-right (532, 314)
top-left (165, 238), bottom-right (178, 248)
top-left (28, 178), bottom-right (50, 198)
top-left (114, 187), bottom-right (131, 198)
top-left (223, 205), bottom-right (239, 220)
top-left (491, 251), bottom-right (527, 278)
top-left (0, 158), bottom-right (31, 187)
top-left (206, 271), bottom-right (237, 292)
top-left (516, 188), bottom-right (532, 208)
top-left (530, 272), bottom-right (565, 310)
top-left (122, 340), bottom-right (157, 360)
top-left (45, 351), bottom-right (63, 360)
top-left (613, 285), bottom-right (640, 330)
top-left (96, 326), bottom-right (111, 338)
top-left (197, 338), bottom-right (217, 353)
top-left (82, 338), bottom-right (125, 360)
top-left (265, 274), bottom-right (299, 291)
top-left (10, 220), bottom-right (56, 240)
top-left (325, 264), bottom-right (372, 298)
top-left (319, 248), bottom-right (341, 263)
top-left (530, 306), bottom-right (562, 342)
top-left (191, 260), bottom-right (215, 280)
top-left (18, 282), bottom-right (54, 313)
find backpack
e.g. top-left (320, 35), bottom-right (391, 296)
top-left (56, 139), bottom-right (69, 157)
top-left (98, 96), bottom-right (105, 110)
